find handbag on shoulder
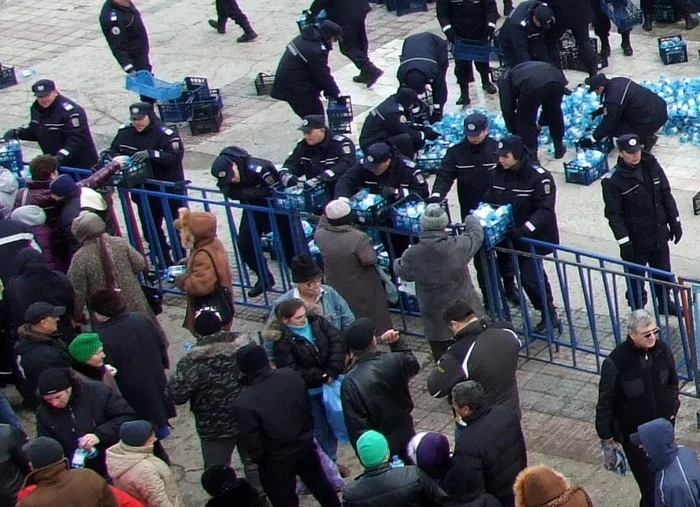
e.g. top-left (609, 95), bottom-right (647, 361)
top-left (190, 249), bottom-right (235, 326)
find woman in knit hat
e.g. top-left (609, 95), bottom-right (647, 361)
top-left (68, 332), bottom-right (119, 393)
top-left (513, 465), bottom-right (594, 507)
top-left (68, 211), bottom-right (153, 321)
top-left (314, 200), bottom-right (393, 333)
top-left (406, 432), bottom-right (454, 486)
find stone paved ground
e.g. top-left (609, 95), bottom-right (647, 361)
top-left (5, 0), bottom-right (700, 504)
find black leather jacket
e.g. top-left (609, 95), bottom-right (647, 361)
top-left (342, 463), bottom-right (446, 507)
top-left (0, 424), bottom-right (27, 506)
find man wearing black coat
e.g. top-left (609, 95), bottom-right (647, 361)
top-left (581, 74), bottom-right (668, 153)
top-left (452, 381), bottom-right (527, 507)
top-left (271, 21), bottom-right (344, 118)
top-left (498, 61), bottom-right (567, 158)
top-left (498, 1), bottom-right (558, 67)
top-left (596, 309), bottom-right (680, 507)
top-left (108, 102), bottom-right (186, 267)
top-left (211, 146), bottom-right (302, 298)
top-left (309, 0), bottom-right (383, 87)
top-left (3, 80), bottom-right (98, 170)
top-left (397, 33), bottom-right (450, 122)
top-left (233, 344), bottom-right (341, 507)
top-left (0, 424), bottom-right (28, 506)
top-left (601, 135), bottom-right (681, 313)
top-left (341, 318), bottom-right (421, 460)
top-left (485, 135), bottom-right (561, 333)
top-left (36, 367), bottom-right (135, 478)
top-left (436, 0), bottom-right (498, 105)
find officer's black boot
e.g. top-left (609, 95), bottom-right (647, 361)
top-left (643, 134), bottom-right (658, 151)
top-left (685, 12), bottom-right (699, 30)
top-left (237, 25), bottom-right (258, 43)
top-left (352, 68), bottom-right (369, 83)
top-left (363, 63), bottom-right (384, 88)
top-left (599, 36), bottom-right (611, 58)
top-left (456, 83), bottom-right (470, 106)
top-left (620, 30), bottom-right (633, 56)
top-left (481, 76), bottom-right (497, 95)
top-left (642, 14), bottom-right (652, 31)
top-left (553, 142), bottom-right (566, 159)
top-left (534, 306), bottom-right (561, 335)
top-left (208, 19), bottom-right (226, 34)
top-left (248, 274), bottom-right (276, 298)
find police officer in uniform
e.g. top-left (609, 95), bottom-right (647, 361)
top-left (396, 32), bottom-right (450, 123)
top-left (601, 134), bottom-right (682, 314)
top-left (485, 135), bottom-right (561, 333)
top-left (211, 146), bottom-right (301, 298)
top-left (308, 0), bottom-right (383, 87)
top-left (590, 0), bottom-right (633, 59)
top-left (100, 0), bottom-right (152, 102)
top-left (498, 1), bottom-right (558, 68)
top-left (108, 103), bottom-right (186, 267)
top-left (436, 0), bottom-right (498, 106)
top-left (280, 115), bottom-right (356, 194)
top-left (271, 20), bottom-right (343, 119)
top-left (498, 61), bottom-right (567, 159)
top-left (581, 74), bottom-right (668, 153)
top-left (207, 0), bottom-right (258, 42)
top-left (4, 80), bottom-right (98, 170)
top-left (545, 0), bottom-right (598, 78)
top-left (359, 87), bottom-right (440, 158)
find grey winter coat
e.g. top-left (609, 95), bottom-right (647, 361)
top-left (313, 215), bottom-right (393, 333)
top-left (394, 216), bottom-right (484, 342)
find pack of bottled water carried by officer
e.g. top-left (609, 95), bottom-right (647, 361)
top-left (471, 202), bottom-right (514, 250)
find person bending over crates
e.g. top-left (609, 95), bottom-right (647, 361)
top-left (436, 0), bottom-right (498, 106)
top-left (4, 79), bottom-right (98, 171)
top-left (544, 0), bottom-right (600, 79)
top-left (359, 87), bottom-right (440, 159)
top-left (396, 32), bottom-right (450, 122)
top-left (271, 20), bottom-right (344, 119)
top-left (106, 102), bottom-right (186, 268)
top-left (211, 146), bottom-right (304, 298)
top-left (497, 1), bottom-right (558, 68)
top-left (279, 115), bottom-right (356, 195)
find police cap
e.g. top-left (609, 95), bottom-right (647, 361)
top-left (616, 134), bottom-right (642, 154)
top-left (464, 113), bottom-right (488, 137)
top-left (32, 79), bottom-right (56, 97)
top-left (494, 135), bottom-right (525, 159)
top-left (533, 4), bottom-right (555, 29)
top-left (129, 102), bottom-right (152, 120)
top-left (298, 115), bottom-right (327, 132)
top-left (588, 73), bottom-right (608, 93)
top-left (362, 143), bottom-right (393, 171)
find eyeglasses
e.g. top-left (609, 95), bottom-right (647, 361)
top-left (641, 328), bottom-right (660, 339)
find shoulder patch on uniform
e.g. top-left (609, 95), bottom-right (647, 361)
top-left (252, 164), bottom-right (263, 173)
top-left (62, 103), bottom-right (74, 111)
top-left (397, 104), bottom-right (405, 112)
top-left (536, 166), bottom-right (545, 174)
top-left (162, 127), bottom-right (174, 135)
top-left (111, 26), bottom-right (120, 35)
top-left (109, 11), bottom-right (118, 21)
top-left (543, 181), bottom-right (551, 194)
top-left (399, 115), bottom-right (407, 123)
top-left (404, 159), bottom-right (416, 168)
top-left (342, 144), bottom-right (352, 154)
top-left (520, 19), bottom-right (527, 26)
top-left (333, 135), bottom-right (345, 142)
top-left (71, 117), bottom-right (80, 127)
top-left (416, 173), bottom-right (426, 184)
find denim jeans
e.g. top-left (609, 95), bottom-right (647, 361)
top-left (310, 393), bottom-right (338, 462)
top-left (0, 392), bottom-right (22, 431)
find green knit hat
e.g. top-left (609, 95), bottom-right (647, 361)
top-left (357, 430), bottom-right (390, 468)
top-left (69, 333), bottom-right (103, 363)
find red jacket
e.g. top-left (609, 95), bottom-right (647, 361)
top-left (18, 484), bottom-right (146, 507)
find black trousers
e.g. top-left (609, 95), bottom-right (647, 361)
top-left (591, 0), bottom-right (632, 37)
top-left (640, 0), bottom-right (690, 17)
top-left (134, 188), bottom-right (186, 266)
top-left (287, 95), bottom-right (325, 119)
top-left (237, 208), bottom-right (301, 281)
top-left (258, 444), bottom-right (341, 507)
top-left (431, 62), bottom-right (450, 111)
top-left (339, 17), bottom-right (370, 70)
top-left (515, 81), bottom-right (565, 153)
top-left (385, 133), bottom-right (417, 159)
top-left (475, 249), bottom-right (516, 304)
top-left (215, 0), bottom-right (251, 30)
top-left (547, 21), bottom-right (598, 76)
top-left (625, 242), bottom-right (673, 310)
top-left (454, 59), bottom-right (491, 86)
top-left (622, 438), bottom-right (656, 507)
top-left (518, 255), bottom-right (554, 312)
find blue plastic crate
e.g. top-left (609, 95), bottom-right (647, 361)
top-left (658, 35), bottom-right (687, 65)
top-left (470, 203), bottom-right (514, 250)
top-left (594, 137), bottom-right (614, 155)
top-left (126, 71), bottom-right (182, 101)
top-left (327, 96), bottom-right (353, 134)
top-left (653, 0), bottom-right (678, 22)
top-left (390, 195), bottom-right (425, 234)
top-left (110, 158), bottom-right (153, 188)
top-left (400, 292), bottom-right (420, 314)
top-left (0, 139), bottom-right (23, 173)
top-left (416, 147), bottom-right (443, 173)
top-left (599, 0), bottom-right (643, 31)
top-left (0, 64), bottom-right (17, 90)
top-left (451, 38), bottom-right (499, 63)
top-left (564, 154), bottom-right (609, 186)
top-left (350, 192), bottom-right (390, 225)
top-left (272, 181), bottom-right (329, 213)
top-left (296, 9), bottom-right (326, 32)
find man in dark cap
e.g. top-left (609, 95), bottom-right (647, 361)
top-left (396, 32), bottom-right (450, 122)
top-left (436, 0), bottom-right (499, 105)
top-left (498, 61), bottom-right (567, 158)
top-left (498, 1), bottom-right (558, 67)
top-left (308, 0), bottom-right (383, 87)
top-left (4, 80), bottom-right (98, 170)
top-left (581, 74), bottom-right (668, 153)
top-left (207, 0), bottom-right (257, 42)
top-left (341, 318), bottom-right (420, 460)
top-left (601, 134), bottom-right (681, 314)
top-left (15, 302), bottom-right (71, 410)
top-left (359, 87), bottom-right (440, 157)
top-left (107, 102), bottom-right (186, 268)
top-left (279, 115), bottom-right (356, 193)
top-left (234, 344), bottom-right (341, 507)
top-left (485, 135), bottom-right (561, 333)
top-left (211, 146), bottom-right (302, 297)
top-left (271, 20), bottom-right (344, 118)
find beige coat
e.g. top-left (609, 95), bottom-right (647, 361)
top-left (313, 216), bottom-right (392, 333)
top-left (106, 442), bottom-right (182, 507)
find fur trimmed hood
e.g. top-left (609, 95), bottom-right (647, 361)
top-left (514, 466), bottom-right (594, 507)
top-left (174, 208), bottom-right (217, 250)
top-left (261, 303), bottom-right (321, 342)
top-left (188, 332), bottom-right (249, 360)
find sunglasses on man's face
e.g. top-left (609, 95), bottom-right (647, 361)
top-left (641, 328), bottom-right (660, 339)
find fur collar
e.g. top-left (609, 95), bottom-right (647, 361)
top-left (261, 304), bottom-right (320, 342)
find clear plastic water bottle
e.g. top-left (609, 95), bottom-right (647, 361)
top-left (390, 455), bottom-right (405, 468)
top-left (71, 447), bottom-right (98, 469)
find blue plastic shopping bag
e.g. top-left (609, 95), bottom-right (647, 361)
top-left (323, 375), bottom-right (350, 445)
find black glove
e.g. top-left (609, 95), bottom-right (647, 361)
top-left (579, 138), bottom-right (595, 149)
top-left (444, 28), bottom-right (456, 43)
top-left (427, 194), bottom-right (443, 204)
top-left (620, 242), bottom-right (635, 262)
top-left (507, 227), bottom-right (525, 241)
top-left (280, 171), bottom-right (299, 188)
top-left (670, 222), bottom-right (683, 244)
top-left (132, 150), bottom-right (150, 163)
top-left (422, 127), bottom-right (440, 141)
top-left (3, 129), bottom-right (18, 140)
top-left (485, 25), bottom-right (495, 39)
top-left (320, 170), bottom-right (335, 183)
top-left (381, 186), bottom-right (399, 200)
top-left (429, 110), bottom-right (443, 124)
top-left (591, 107), bottom-right (605, 119)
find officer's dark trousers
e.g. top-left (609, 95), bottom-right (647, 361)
top-left (519, 255), bottom-right (554, 312)
top-left (287, 96), bottom-right (325, 120)
top-left (625, 242), bottom-right (673, 310)
top-left (385, 133), bottom-right (417, 159)
top-left (476, 249), bottom-right (516, 306)
top-left (612, 115), bottom-right (667, 147)
top-left (135, 188), bottom-right (186, 266)
top-left (237, 209), bottom-right (299, 282)
top-left (547, 21), bottom-right (598, 76)
top-left (455, 59), bottom-right (491, 86)
top-left (591, 0), bottom-right (631, 38)
top-left (641, 0), bottom-right (691, 17)
top-left (258, 443), bottom-right (341, 507)
top-left (215, 0), bottom-right (251, 30)
top-left (622, 438), bottom-right (656, 507)
top-left (339, 16), bottom-right (370, 70)
top-left (516, 81), bottom-right (565, 154)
